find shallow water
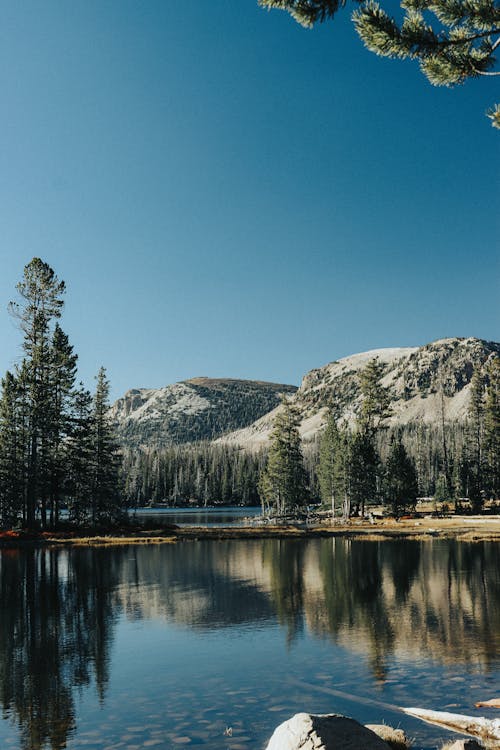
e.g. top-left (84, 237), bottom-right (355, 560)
top-left (0, 538), bottom-right (498, 750)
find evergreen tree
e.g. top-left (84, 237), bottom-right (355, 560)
top-left (66, 385), bottom-right (94, 523)
top-left (359, 358), bottom-right (392, 433)
top-left (0, 372), bottom-right (24, 526)
top-left (259, 0), bottom-right (500, 127)
top-left (0, 259), bottom-right (121, 529)
top-left (349, 429), bottom-right (379, 516)
top-left (384, 437), bottom-right (418, 516)
top-left (8, 258), bottom-right (66, 526)
top-left (258, 400), bottom-right (308, 514)
top-left (352, 358), bottom-right (386, 516)
top-left (92, 368), bottom-right (121, 524)
top-left (46, 324), bottom-right (78, 527)
top-left (468, 367), bottom-right (486, 510)
top-left (331, 428), bottom-right (353, 520)
top-left (484, 356), bottom-right (500, 498)
top-left (318, 410), bottom-right (341, 519)
top-left (434, 473), bottom-right (451, 510)
top-left (439, 384), bottom-right (454, 503)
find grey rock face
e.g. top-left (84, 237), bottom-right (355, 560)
top-left (265, 713), bottom-right (392, 750)
top-left (110, 377), bottom-right (297, 448)
top-left (221, 337), bottom-right (500, 449)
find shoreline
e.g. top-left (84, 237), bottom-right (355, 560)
top-left (1, 515), bottom-right (499, 547)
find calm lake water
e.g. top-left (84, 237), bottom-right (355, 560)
top-left (0, 538), bottom-right (499, 750)
top-left (133, 506), bottom-right (262, 527)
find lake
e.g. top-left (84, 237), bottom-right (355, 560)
top-left (132, 505), bottom-right (263, 527)
top-left (0, 538), bottom-right (498, 750)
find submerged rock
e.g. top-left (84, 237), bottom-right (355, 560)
top-left (264, 712), bottom-right (393, 750)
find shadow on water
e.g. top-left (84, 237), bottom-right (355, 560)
top-left (0, 539), bottom-right (499, 749)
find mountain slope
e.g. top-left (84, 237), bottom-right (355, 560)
top-left (219, 338), bottom-right (500, 449)
top-left (111, 378), bottom-right (297, 447)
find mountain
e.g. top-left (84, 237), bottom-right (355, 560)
top-left (110, 377), bottom-right (297, 447)
top-left (219, 337), bottom-right (500, 449)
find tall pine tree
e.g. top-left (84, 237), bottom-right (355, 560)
top-left (9, 259), bottom-right (66, 526)
top-left (318, 410), bottom-right (341, 519)
top-left (484, 356), bottom-right (500, 498)
top-left (468, 367), bottom-right (486, 510)
top-left (384, 437), bottom-right (418, 516)
top-left (92, 367), bottom-right (121, 524)
top-left (258, 400), bottom-right (308, 515)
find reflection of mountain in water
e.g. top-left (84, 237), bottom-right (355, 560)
top-left (121, 540), bottom-right (500, 674)
top-left (0, 540), bottom-right (498, 749)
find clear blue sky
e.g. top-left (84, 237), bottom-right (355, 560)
top-left (0, 0), bottom-right (498, 400)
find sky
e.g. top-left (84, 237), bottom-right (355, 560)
top-left (0, 0), bottom-right (498, 400)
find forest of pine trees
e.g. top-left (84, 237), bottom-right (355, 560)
top-left (122, 356), bottom-right (500, 516)
top-left (314, 355), bottom-right (500, 517)
top-left (120, 443), bottom-right (264, 508)
top-left (0, 259), bottom-right (121, 529)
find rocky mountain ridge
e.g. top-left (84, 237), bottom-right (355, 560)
top-left (110, 377), bottom-right (297, 447)
top-left (111, 338), bottom-right (499, 450)
top-left (219, 337), bottom-right (500, 449)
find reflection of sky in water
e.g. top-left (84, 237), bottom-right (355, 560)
top-left (0, 538), bottom-right (498, 750)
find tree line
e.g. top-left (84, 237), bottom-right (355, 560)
top-left (120, 351), bottom-right (499, 515)
top-left (0, 259), bottom-right (121, 529)
top-left (120, 443), bottom-right (264, 507)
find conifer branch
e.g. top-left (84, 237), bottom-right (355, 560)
top-left (259, 0), bottom-right (500, 127)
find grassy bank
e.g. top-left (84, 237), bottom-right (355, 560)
top-left (1, 515), bottom-right (499, 547)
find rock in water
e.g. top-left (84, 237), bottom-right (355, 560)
top-left (265, 713), bottom-right (392, 750)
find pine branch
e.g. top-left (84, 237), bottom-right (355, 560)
top-left (258, 0), bottom-right (349, 27)
top-left (258, 0), bottom-right (500, 127)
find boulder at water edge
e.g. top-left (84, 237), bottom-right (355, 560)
top-left (265, 713), bottom-right (394, 750)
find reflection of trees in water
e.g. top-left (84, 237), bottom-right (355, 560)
top-left (0, 539), bottom-right (498, 748)
top-left (121, 540), bottom-right (500, 678)
top-left (0, 548), bottom-right (122, 750)
top-left (317, 540), bottom-right (395, 682)
top-left (262, 539), bottom-right (500, 681)
top-left (262, 540), bottom-right (305, 645)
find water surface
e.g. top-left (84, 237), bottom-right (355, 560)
top-left (0, 538), bottom-right (498, 750)
top-left (133, 505), bottom-right (262, 527)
